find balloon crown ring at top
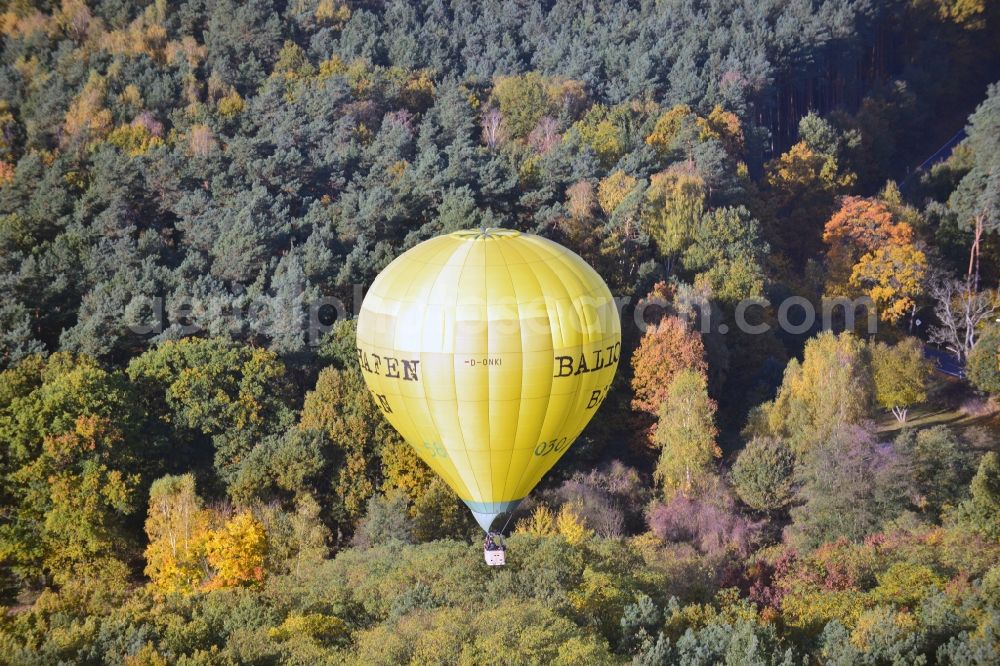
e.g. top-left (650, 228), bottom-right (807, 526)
top-left (451, 227), bottom-right (522, 241)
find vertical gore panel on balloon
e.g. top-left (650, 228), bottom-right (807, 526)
top-left (458, 398), bottom-right (490, 452)
top-left (521, 350), bottom-right (553, 400)
top-left (427, 261), bottom-right (464, 306)
top-left (429, 395), bottom-right (463, 446)
top-left (489, 396), bottom-right (519, 445)
top-left (422, 352), bottom-right (455, 401)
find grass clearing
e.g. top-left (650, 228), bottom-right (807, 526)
top-left (876, 373), bottom-right (1000, 447)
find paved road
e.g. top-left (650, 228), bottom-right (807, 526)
top-left (924, 345), bottom-right (965, 379)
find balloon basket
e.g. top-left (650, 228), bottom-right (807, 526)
top-left (484, 531), bottom-right (507, 566)
top-left (484, 549), bottom-right (506, 566)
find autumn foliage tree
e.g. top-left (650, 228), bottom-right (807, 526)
top-left (757, 138), bottom-right (855, 266)
top-left (144, 474), bottom-right (214, 595)
top-left (24, 416), bottom-right (139, 586)
top-left (760, 332), bottom-right (874, 456)
top-left (653, 369), bottom-right (721, 496)
top-left (514, 503), bottom-right (594, 545)
top-left (823, 198), bottom-right (907, 275)
top-left (491, 73), bottom-right (584, 141)
top-left (597, 170), bottom-right (639, 216)
top-left (62, 71), bottom-right (113, 149)
top-left (871, 337), bottom-right (929, 422)
top-left (571, 103), bottom-right (633, 167)
top-left (645, 104), bottom-right (699, 158)
top-left (299, 366), bottom-right (430, 531)
top-left (144, 473), bottom-right (268, 592)
top-left (823, 196), bottom-right (927, 323)
top-left (851, 242), bottom-right (928, 324)
top-left (205, 511), bottom-right (267, 588)
top-left (642, 167), bottom-right (707, 271)
top-left (630, 315), bottom-right (707, 416)
top-left (702, 105), bottom-right (745, 159)
top-left (0, 353), bottom-right (143, 585)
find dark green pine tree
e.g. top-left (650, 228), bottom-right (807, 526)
top-left (254, 250), bottom-right (309, 355)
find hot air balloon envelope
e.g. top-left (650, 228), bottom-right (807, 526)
top-left (356, 228), bottom-right (621, 531)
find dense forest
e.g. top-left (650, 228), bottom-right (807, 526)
top-left (1, 0), bottom-right (999, 663)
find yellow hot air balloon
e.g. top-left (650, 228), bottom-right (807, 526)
top-left (356, 228), bottom-right (621, 533)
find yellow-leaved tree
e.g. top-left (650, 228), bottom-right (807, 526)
top-left (702, 105), bottom-right (745, 158)
top-left (757, 141), bottom-right (855, 266)
top-left (645, 104), bottom-right (698, 156)
top-left (515, 505), bottom-right (556, 536)
top-left (515, 503), bottom-right (592, 544)
top-left (570, 103), bottom-right (630, 167)
top-left (143, 474), bottom-right (214, 595)
top-left (641, 167), bottom-right (706, 271)
top-left (204, 511), bottom-right (267, 588)
top-left (851, 243), bottom-right (927, 324)
top-left (870, 337), bottom-right (929, 423)
top-left (555, 503), bottom-right (594, 545)
top-left (760, 332), bottom-right (874, 456)
top-left (597, 170), bottom-right (639, 215)
top-left (63, 70), bottom-right (112, 147)
top-left (653, 369), bottom-right (720, 496)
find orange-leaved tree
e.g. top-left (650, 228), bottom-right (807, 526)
top-left (630, 315), bottom-right (707, 416)
top-left (823, 196), bottom-right (927, 323)
top-left (823, 196), bottom-right (905, 291)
